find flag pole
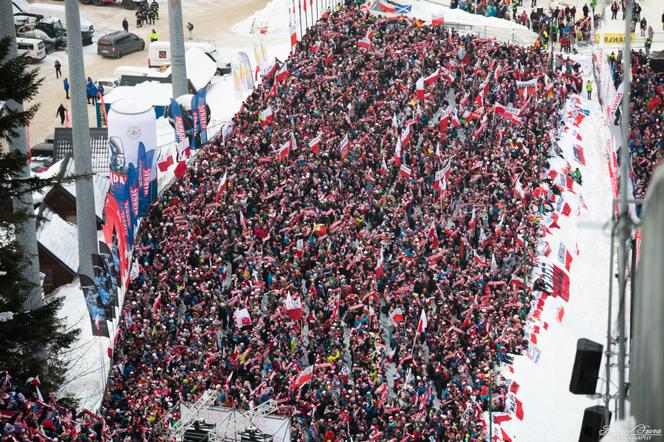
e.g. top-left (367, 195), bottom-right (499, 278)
top-left (310, 0), bottom-right (314, 28)
top-left (298, 0), bottom-right (303, 38)
top-left (303, 0), bottom-right (308, 30)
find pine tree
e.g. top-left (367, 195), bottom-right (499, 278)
top-left (0, 36), bottom-right (80, 392)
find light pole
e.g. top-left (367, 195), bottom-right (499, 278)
top-left (64, 0), bottom-right (99, 281)
top-left (168, 0), bottom-right (188, 98)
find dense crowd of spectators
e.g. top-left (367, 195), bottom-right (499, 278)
top-left (0, 371), bottom-right (107, 440)
top-left (3, 4), bottom-right (587, 442)
top-left (96, 5), bottom-right (584, 441)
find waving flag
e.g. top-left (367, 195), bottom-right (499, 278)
top-left (400, 124), bottom-right (412, 147)
top-left (417, 309), bottom-right (427, 334)
top-left (439, 108), bottom-right (452, 132)
top-left (308, 134), bottom-right (322, 154)
top-left (399, 163), bottom-right (412, 179)
top-left (375, 248), bottom-right (384, 279)
top-left (494, 103), bottom-right (522, 124)
top-left (424, 70), bottom-right (440, 84)
top-left (428, 222), bottom-right (439, 248)
top-left (473, 251), bottom-right (487, 266)
top-left (339, 134), bottom-right (350, 160)
top-left (431, 13), bottom-right (445, 26)
top-left (215, 170), bottom-right (227, 202)
top-left (516, 78), bottom-right (538, 99)
top-left (358, 37), bottom-right (373, 49)
top-left (494, 65), bottom-right (503, 83)
top-left (451, 111), bottom-right (461, 129)
top-left (440, 68), bottom-right (455, 83)
top-left (380, 156), bottom-right (388, 174)
top-left (275, 64), bottom-right (289, 83)
top-left (295, 238), bottom-right (304, 258)
top-left (395, 4), bottom-right (412, 14)
top-left (390, 308), bottom-right (404, 324)
top-left (284, 293), bottom-right (304, 320)
top-left (416, 77), bottom-right (425, 101)
top-left (291, 365), bottom-right (314, 389)
top-left (260, 106), bottom-right (274, 125)
top-left (278, 139), bottom-right (290, 160)
top-left (289, 13), bottom-right (297, 48)
top-left (394, 138), bottom-right (402, 166)
top-left (378, 0), bottom-right (396, 13)
top-left (311, 40), bottom-right (321, 55)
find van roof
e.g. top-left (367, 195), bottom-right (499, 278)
top-left (100, 31), bottom-right (131, 41)
top-left (16, 36), bottom-right (43, 43)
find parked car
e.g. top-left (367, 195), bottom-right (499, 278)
top-left (97, 31), bottom-right (145, 58)
top-left (16, 37), bottom-right (46, 63)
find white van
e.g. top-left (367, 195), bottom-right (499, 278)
top-left (148, 40), bottom-right (231, 74)
top-left (16, 37), bottom-right (46, 63)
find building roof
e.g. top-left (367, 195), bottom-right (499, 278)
top-left (36, 205), bottom-right (78, 274)
top-left (59, 156), bottom-right (110, 220)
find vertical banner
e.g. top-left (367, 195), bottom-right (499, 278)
top-left (137, 142), bottom-right (157, 216)
top-left (91, 254), bottom-right (116, 319)
top-left (191, 87), bottom-right (209, 146)
top-left (238, 52), bottom-right (255, 91)
top-left (102, 194), bottom-right (130, 286)
top-left (170, 98), bottom-right (190, 161)
top-left (99, 241), bottom-right (120, 308)
top-left (80, 274), bottom-right (110, 338)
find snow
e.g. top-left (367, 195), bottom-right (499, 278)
top-left (185, 47), bottom-right (217, 91)
top-left (103, 81), bottom-right (173, 107)
top-left (489, 60), bottom-right (616, 441)
top-left (36, 206), bottom-right (79, 274)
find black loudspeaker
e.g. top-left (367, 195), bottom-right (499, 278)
top-left (569, 338), bottom-right (603, 394)
top-left (579, 405), bottom-right (611, 442)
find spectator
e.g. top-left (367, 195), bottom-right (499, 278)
top-left (63, 77), bottom-right (69, 99)
top-left (54, 59), bottom-right (61, 79)
top-left (122, 17), bottom-right (129, 32)
top-left (56, 103), bottom-right (66, 125)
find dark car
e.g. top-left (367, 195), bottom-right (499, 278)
top-left (97, 31), bottom-right (145, 58)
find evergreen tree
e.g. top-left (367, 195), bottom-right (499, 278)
top-left (0, 36), bottom-right (80, 391)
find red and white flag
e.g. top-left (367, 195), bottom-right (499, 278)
top-left (431, 13), bottom-right (445, 26)
top-left (358, 37), bottom-right (373, 49)
top-left (295, 238), bottom-right (304, 259)
top-left (494, 64), bottom-right (503, 83)
top-left (494, 103), bottom-right (522, 124)
top-left (516, 78), bottom-right (538, 99)
top-left (308, 134), bottom-right (321, 154)
top-left (399, 163), bottom-right (412, 179)
top-left (390, 308), bottom-right (404, 324)
top-left (215, 170), bottom-right (227, 202)
top-left (289, 13), bottom-right (297, 48)
top-left (239, 210), bottom-right (247, 230)
top-left (375, 248), bottom-right (384, 279)
top-left (451, 111), bottom-right (461, 129)
top-left (278, 139), bottom-right (290, 160)
top-left (275, 64), bottom-right (289, 83)
top-left (291, 365), bottom-right (314, 389)
top-left (378, 0), bottom-right (396, 13)
top-left (400, 124), bottom-right (411, 147)
top-left (260, 106), bottom-right (274, 125)
top-left (428, 222), bottom-right (439, 248)
top-left (473, 251), bottom-right (487, 266)
top-left (416, 77), bottom-right (425, 101)
top-left (339, 134), bottom-right (350, 160)
top-left (233, 308), bottom-right (252, 328)
top-left (380, 156), bottom-right (388, 174)
top-left (417, 309), bottom-right (427, 334)
top-left (284, 293), bottom-right (304, 321)
top-left (394, 138), bottom-right (402, 166)
top-left (424, 70), bottom-right (440, 84)
top-left (311, 40), bottom-right (321, 55)
top-left (439, 108), bottom-right (452, 132)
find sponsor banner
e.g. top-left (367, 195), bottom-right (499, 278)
top-left (594, 33), bottom-right (634, 45)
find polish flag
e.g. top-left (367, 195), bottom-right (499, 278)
top-left (264, 58), bottom-right (278, 80)
top-left (157, 154), bottom-right (174, 172)
top-left (494, 65), bottom-right (503, 83)
top-left (289, 14), bottom-right (297, 48)
top-left (378, 0), bottom-right (396, 13)
top-left (400, 124), bottom-right (411, 146)
top-left (380, 156), bottom-right (388, 174)
top-left (291, 365), bottom-right (313, 389)
top-left (428, 222), bottom-right (439, 248)
top-left (516, 78), bottom-right (538, 99)
top-left (417, 309), bottom-right (427, 334)
top-left (215, 170), bottom-right (227, 202)
top-left (308, 134), bottom-right (322, 154)
top-left (473, 251), bottom-right (487, 266)
top-left (516, 233), bottom-right (525, 248)
top-left (439, 108), bottom-right (452, 132)
top-left (515, 397), bottom-right (524, 420)
top-left (494, 216), bottom-right (504, 236)
top-left (416, 77), bottom-right (425, 101)
top-left (275, 64), bottom-right (289, 83)
top-left (358, 37), bottom-right (373, 49)
top-left (260, 106), bottom-right (274, 125)
top-left (431, 13), bottom-right (445, 26)
top-left (278, 139), bottom-right (290, 160)
top-left (424, 70), bottom-right (440, 84)
top-left (311, 40), bottom-right (321, 55)
top-left (435, 143), bottom-right (442, 160)
top-left (399, 163), bottom-right (412, 179)
top-left (152, 292), bottom-right (162, 317)
top-left (375, 248), bottom-right (384, 279)
top-left (339, 134), bottom-right (350, 160)
top-left (390, 308), bottom-right (404, 324)
top-left (440, 67), bottom-right (454, 83)
top-left (394, 138), bottom-right (402, 166)
top-left (494, 103), bottom-right (522, 124)
top-left (284, 293), bottom-right (304, 321)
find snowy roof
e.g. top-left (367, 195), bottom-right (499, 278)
top-left (104, 81), bottom-right (173, 107)
top-left (31, 157), bottom-right (66, 205)
top-left (59, 157), bottom-right (110, 220)
top-left (185, 47), bottom-right (217, 91)
top-left (36, 205), bottom-right (79, 274)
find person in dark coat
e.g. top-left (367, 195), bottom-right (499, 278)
top-left (56, 104), bottom-right (66, 125)
top-left (122, 18), bottom-right (129, 32)
top-left (54, 60), bottom-right (62, 78)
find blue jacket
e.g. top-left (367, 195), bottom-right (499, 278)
top-left (63, 79), bottom-right (69, 91)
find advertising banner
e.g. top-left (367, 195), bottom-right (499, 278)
top-left (80, 274), bottom-right (110, 338)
